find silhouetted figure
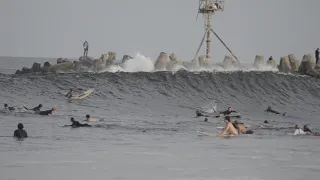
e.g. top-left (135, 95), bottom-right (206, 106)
top-left (83, 41), bottom-right (89, 57)
top-left (315, 48), bottom-right (319, 65)
top-left (14, 123), bottom-right (28, 138)
top-left (269, 56), bottom-right (273, 61)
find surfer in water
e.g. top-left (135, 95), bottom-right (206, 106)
top-left (220, 106), bottom-right (237, 116)
top-left (38, 108), bottom-right (56, 115)
top-left (65, 117), bottom-right (91, 128)
top-left (4, 104), bottom-right (15, 112)
top-left (85, 114), bottom-right (97, 122)
top-left (66, 88), bottom-right (76, 98)
top-left (265, 106), bottom-right (287, 116)
top-left (200, 116), bottom-right (238, 136)
top-left (233, 120), bottom-right (254, 134)
top-left (14, 123), bottom-right (28, 138)
top-left (303, 125), bottom-right (320, 136)
top-left (24, 104), bottom-right (42, 113)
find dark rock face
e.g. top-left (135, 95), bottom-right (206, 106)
top-left (31, 63), bottom-right (41, 73)
top-left (121, 55), bottom-right (133, 64)
top-left (79, 56), bottom-right (94, 68)
top-left (41, 62), bottom-right (52, 73)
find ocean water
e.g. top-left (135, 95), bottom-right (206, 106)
top-left (1, 56), bottom-right (320, 180)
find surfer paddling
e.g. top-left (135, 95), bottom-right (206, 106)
top-left (38, 108), bottom-right (56, 115)
top-left (4, 104), bottom-right (15, 112)
top-left (233, 120), bottom-right (254, 134)
top-left (65, 117), bottom-right (91, 128)
top-left (23, 104), bottom-right (42, 113)
top-left (66, 88), bottom-right (76, 99)
top-left (220, 106), bottom-right (237, 116)
top-left (199, 116), bottom-right (238, 136)
top-left (265, 106), bottom-right (287, 116)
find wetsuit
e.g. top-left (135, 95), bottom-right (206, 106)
top-left (14, 129), bottom-right (28, 138)
top-left (24, 105), bottom-right (42, 112)
top-left (220, 110), bottom-right (237, 116)
top-left (68, 121), bottom-right (91, 128)
top-left (39, 110), bottom-right (53, 115)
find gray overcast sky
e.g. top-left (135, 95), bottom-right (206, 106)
top-left (0, 0), bottom-right (319, 62)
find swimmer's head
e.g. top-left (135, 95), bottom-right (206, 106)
top-left (38, 104), bottom-right (43, 108)
top-left (228, 107), bottom-right (232, 111)
top-left (18, 123), bottom-right (24, 129)
top-left (86, 114), bottom-right (90, 119)
top-left (4, 104), bottom-right (8, 107)
top-left (295, 124), bottom-right (300, 129)
top-left (264, 120), bottom-right (269, 124)
top-left (204, 118), bottom-right (208, 122)
top-left (70, 117), bottom-right (75, 123)
top-left (52, 108), bottom-right (56, 112)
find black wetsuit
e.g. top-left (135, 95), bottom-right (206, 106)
top-left (68, 121), bottom-right (91, 128)
top-left (14, 129), bottom-right (28, 138)
top-left (220, 110), bottom-right (237, 115)
top-left (39, 110), bottom-right (53, 115)
top-left (24, 105), bottom-right (42, 112)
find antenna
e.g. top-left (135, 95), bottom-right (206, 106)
top-left (194, 0), bottom-right (224, 62)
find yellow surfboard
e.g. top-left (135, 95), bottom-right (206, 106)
top-left (71, 89), bottom-right (94, 100)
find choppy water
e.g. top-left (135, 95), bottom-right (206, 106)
top-left (1, 56), bottom-right (320, 180)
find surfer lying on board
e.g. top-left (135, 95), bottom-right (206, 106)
top-left (303, 125), bottom-right (320, 136)
top-left (23, 104), bottom-right (42, 112)
top-left (265, 106), bottom-right (287, 116)
top-left (200, 116), bottom-right (238, 136)
top-left (65, 88), bottom-right (76, 98)
top-left (38, 108), bottom-right (56, 115)
top-left (220, 107), bottom-right (237, 116)
top-left (4, 104), bottom-right (15, 112)
top-left (233, 120), bottom-right (254, 134)
top-left (65, 117), bottom-right (91, 128)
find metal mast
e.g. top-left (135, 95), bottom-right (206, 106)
top-left (195, 0), bottom-right (224, 61)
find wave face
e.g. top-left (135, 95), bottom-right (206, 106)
top-left (1, 71), bottom-right (320, 127)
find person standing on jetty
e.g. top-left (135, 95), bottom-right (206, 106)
top-left (315, 48), bottom-right (319, 65)
top-left (83, 41), bottom-right (89, 57)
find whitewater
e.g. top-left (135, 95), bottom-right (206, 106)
top-left (1, 54), bottom-right (320, 180)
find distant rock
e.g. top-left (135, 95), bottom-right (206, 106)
top-left (31, 62), bottom-right (41, 73)
top-left (279, 56), bottom-right (292, 73)
top-left (79, 56), bottom-right (94, 68)
top-left (50, 61), bottom-right (74, 73)
top-left (167, 53), bottom-right (183, 70)
top-left (253, 55), bottom-right (264, 69)
top-left (183, 60), bottom-right (198, 70)
top-left (154, 52), bottom-right (168, 70)
top-left (41, 62), bottom-right (51, 73)
top-left (298, 54), bottom-right (314, 75)
top-left (121, 55), bottom-right (133, 64)
top-left (104, 52), bottom-right (116, 67)
top-left (73, 61), bottom-right (82, 73)
top-left (288, 54), bottom-right (300, 72)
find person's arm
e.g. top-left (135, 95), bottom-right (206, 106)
top-left (13, 130), bottom-right (17, 137)
top-left (25, 131), bottom-right (28, 138)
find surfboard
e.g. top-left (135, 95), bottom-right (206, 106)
top-left (70, 89), bottom-right (94, 100)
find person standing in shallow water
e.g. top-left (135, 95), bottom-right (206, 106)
top-left (83, 41), bottom-right (89, 57)
top-left (315, 48), bottom-right (319, 65)
top-left (14, 123), bottom-right (28, 138)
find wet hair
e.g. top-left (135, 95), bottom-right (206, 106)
top-left (38, 104), bottom-right (42, 107)
top-left (86, 114), bottom-right (90, 118)
top-left (303, 125), bottom-right (312, 133)
top-left (4, 104), bottom-right (8, 107)
top-left (70, 117), bottom-right (75, 122)
top-left (225, 116), bottom-right (230, 122)
top-left (264, 120), bottom-right (269, 124)
top-left (18, 123), bottom-right (24, 129)
top-left (204, 118), bottom-right (208, 122)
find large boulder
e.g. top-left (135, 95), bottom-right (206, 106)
top-left (73, 61), bottom-right (82, 73)
top-left (31, 62), bottom-right (41, 73)
top-left (93, 58), bottom-right (105, 72)
top-left (253, 55), bottom-right (264, 69)
top-left (121, 55), bottom-right (133, 64)
top-left (15, 67), bottom-right (32, 74)
top-left (167, 53), bottom-right (183, 70)
top-left (223, 55), bottom-right (234, 69)
top-left (183, 60), bottom-right (198, 70)
top-left (267, 60), bottom-right (277, 69)
top-left (298, 54), bottom-right (314, 75)
top-left (198, 55), bottom-right (210, 68)
top-left (279, 56), bottom-right (292, 73)
top-left (79, 56), bottom-right (94, 68)
top-left (50, 61), bottom-right (74, 73)
top-left (41, 62), bottom-right (51, 73)
top-left (154, 52), bottom-right (169, 70)
top-left (103, 51), bottom-right (116, 67)
top-left (288, 54), bottom-right (300, 71)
